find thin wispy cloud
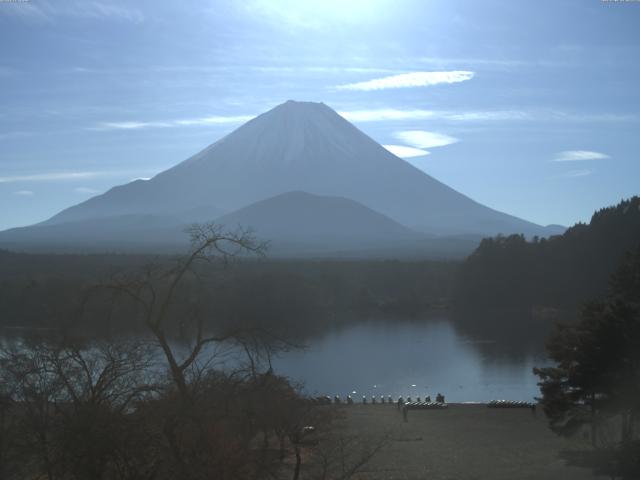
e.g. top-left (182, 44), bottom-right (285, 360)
top-left (383, 145), bottom-right (430, 158)
top-left (0, 169), bottom-right (158, 183)
top-left (394, 131), bottom-right (459, 149)
top-left (339, 109), bottom-right (437, 122)
top-left (74, 187), bottom-right (101, 194)
top-left (0, 0), bottom-right (144, 24)
top-left (239, 0), bottom-right (387, 30)
top-left (95, 108), bottom-right (635, 136)
top-left (338, 108), bottom-right (526, 123)
top-left (0, 66), bottom-right (19, 77)
top-left (0, 172), bottom-right (101, 183)
top-left (0, 131), bottom-right (31, 141)
top-left (417, 56), bottom-right (532, 68)
top-left (65, 65), bottom-right (398, 76)
top-left (549, 112), bottom-right (637, 123)
top-left (95, 121), bottom-right (173, 131)
top-left (88, 107), bottom-right (640, 134)
top-left (335, 71), bottom-right (475, 91)
top-left (444, 111), bottom-right (532, 121)
top-left (13, 190), bottom-right (34, 196)
top-left (69, 1), bottom-right (144, 23)
top-left (339, 108), bottom-right (636, 124)
top-left (561, 169), bottom-right (593, 178)
top-left (94, 114), bottom-right (255, 131)
top-left (553, 150), bottom-right (610, 162)
top-left (0, 2), bottom-right (50, 22)
top-left (174, 115), bottom-right (255, 126)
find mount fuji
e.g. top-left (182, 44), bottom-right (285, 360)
top-left (0, 100), bottom-right (562, 256)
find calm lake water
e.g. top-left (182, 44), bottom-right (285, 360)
top-left (2, 317), bottom-right (548, 403)
top-left (269, 319), bottom-right (547, 403)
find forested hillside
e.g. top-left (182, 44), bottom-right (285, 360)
top-left (454, 196), bottom-right (640, 316)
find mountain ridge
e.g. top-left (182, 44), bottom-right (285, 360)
top-left (215, 190), bottom-right (421, 243)
top-left (0, 191), bottom-right (482, 258)
top-left (2, 100), bottom-right (563, 255)
top-left (43, 100), bottom-right (551, 236)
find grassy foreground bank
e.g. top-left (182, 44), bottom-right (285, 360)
top-left (332, 404), bottom-right (603, 480)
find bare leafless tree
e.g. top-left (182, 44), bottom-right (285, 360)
top-left (0, 338), bottom-right (156, 480)
top-left (96, 223), bottom-right (268, 401)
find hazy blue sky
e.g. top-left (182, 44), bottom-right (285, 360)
top-left (1, 0), bottom-right (639, 230)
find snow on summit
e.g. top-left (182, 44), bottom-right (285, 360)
top-left (32, 101), bottom-right (551, 238)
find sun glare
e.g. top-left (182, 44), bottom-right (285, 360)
top-left (247, 0), bottom-right (390, 27)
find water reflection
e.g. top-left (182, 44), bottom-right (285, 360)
top-left (270, 319), bottom-right (547, 402)
top-left (1, 317), bottom-right (549, 403)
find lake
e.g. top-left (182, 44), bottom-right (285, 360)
top-left (1, 317), bottom-right (549, 403)
top-left (269, 319), bottom-right (547, 403)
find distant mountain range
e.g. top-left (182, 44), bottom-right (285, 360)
top-left (0, 100), bottom-right (564, 257)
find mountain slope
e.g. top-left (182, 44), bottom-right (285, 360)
top-left (216, 191), bottom-right (419, 246)
top-left (0, 192), bottom-right (423, 254)
top-left (0, 191), bottom-right (486, 258)
top-left (0, 205), bottom-right (222, 253)
top-left (0, 214), bottom-right (188, 252)
top-left (42, 100), bottom-right (552, 237)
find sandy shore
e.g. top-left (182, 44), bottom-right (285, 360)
top-left (336, 403), bottom-right (603, 480)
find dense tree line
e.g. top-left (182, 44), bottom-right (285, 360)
top-left (453, 197), bottom-right (640, 331)
top-left (0, 251), bottom-right (457, 338)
